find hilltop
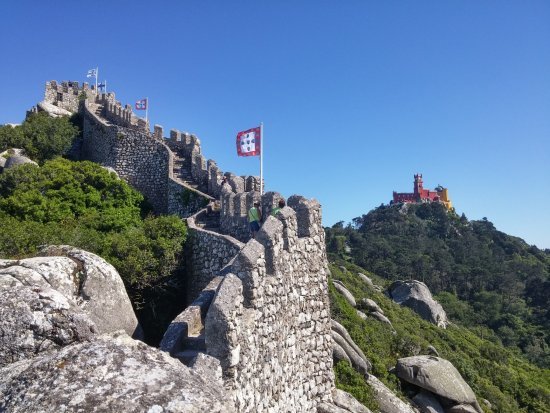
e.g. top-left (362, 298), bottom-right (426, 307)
top-left (326, 202), bottom-right (550, 368)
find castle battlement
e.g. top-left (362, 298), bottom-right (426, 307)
top-left (37, 79), bottom-right (334, 412)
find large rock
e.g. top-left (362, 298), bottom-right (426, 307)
top-left (333, 280), bottom-right (356, 307)
top-left (3, 155), bottom-right (37, 169)
top-left (332, 388), bottom-right (372, 413)
top-left (0, 246), bottom-right (140, 338)
top-left (396, 356), bottom-right (481, 412)
top-left (0, 331), bottom-right (234, 413)
top-left (366, 374), bottom-right (417, 413)
top-left (358, 298), bottom-right (382, 314)
top-left (331, 320), bottom-right (370, 368)
top-left (389, 280), bottom-right (448, 328)
top-left (332, 330), bottom-right (371, 375)
top-left (0, 280), bottom-right (97, 367)
top-left (39, 245), bottom-right (141, 336)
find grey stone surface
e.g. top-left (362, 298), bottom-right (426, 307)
top-left (37, 100), bottom-right (73, 116)
top-left (0, 280), bottom-right (97, 368)
top-left (38, 245), bottom-right (140, 337)
top-left (396, 356), bottom-right (478, 407)
top-left (412, 390), bottom-right (445, 413)
top-left (358, 298), bottom-right (382, 314)
top-left (0, 331), bottom-right (234, 413)
top-left (357, 272), bottom-right (374, 286)
top-left (332, 388), bottom-right (372, 413)
top-left (333, 341), bottom-right (351, 364)
top-left (331, 320), bottom-right (369, 364)
top-left (370, 310), bottom-right (393, 326)
top-left (4, 155), bottom-right (37, 169)
top-left (333, 280), bottom-right (357, 307)
top-left (366, 375), bottom-right (417, 413)
top-left (332, 330), bottom-right (371, 376)
top-left (389, 280), bottom-right (449, 328)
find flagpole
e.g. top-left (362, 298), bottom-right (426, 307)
top-left (260, 122), bottom-right (264, 195)
top-left (146, 97), bottom-right (149, 123)
top-left (95, 67), bottom-right (98, 93)
top-left (105, 80), bottom-right (107, 94)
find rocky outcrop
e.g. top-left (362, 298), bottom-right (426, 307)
top-left (366, 375), bottom-right (417, 413)
top-left (3, 154), bottom-right (37, 169)
top-left (318, 389), bottom-right (373, 413)
top-left (396, 356), bottom-right (482, 413)
top-left (388, 280), bottom-right (448, 328)
top-left (0, 280), bottom-right (97, 367)
top-left (331, 320), bottom-right (371, 374)
top-left (0, 331), bottom-right (234, 413)
top-left (39, 245), bottom-right (141, 337)
top-left (333, 280), bottom-right (356, 307)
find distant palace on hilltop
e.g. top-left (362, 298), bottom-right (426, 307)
top-left (392, 173), bottom-right (453, 210)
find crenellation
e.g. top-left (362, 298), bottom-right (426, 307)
top-left (287, 195), bottom-right (322, 238)
top-left (154, 125), bottom-right (163, 140)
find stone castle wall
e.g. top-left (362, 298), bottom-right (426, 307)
top-left (81, 101), bottom-right (171, 213)
top-left (41, 80), bottom-right (335, 412)
top-left (44, 80), bottom-right (96, 112)
top-left (201, 195), bottom-right (334, 412)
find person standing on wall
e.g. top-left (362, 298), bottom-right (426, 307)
top-left (248, 201), bottom-right (262, 238)
top-left (271, 198), bottom-right (286, 216)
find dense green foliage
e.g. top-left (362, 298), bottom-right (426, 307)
top-left (0, 158), bottom-right (187, 343)
top-left (326, 203), bottom-right (550, 368)
top-left (329, 263), bottom-right (550, 413)
top-left (1, 112), bottom-right (79, 162)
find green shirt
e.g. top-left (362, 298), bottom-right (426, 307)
top-left (271, 207), bottom-right (281, 217)
top-left (248, 207), bottom-right (260, 223)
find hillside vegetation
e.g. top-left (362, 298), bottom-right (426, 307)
top-left (326, 203), bottom-right (550, 368)
top-left (0, 116), bottom-right (188, 344)
top-left (329, 263), bottom-right (550, 413)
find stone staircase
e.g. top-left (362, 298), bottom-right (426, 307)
top-left (194, 208), bottom-right (221, 232)
top-left (160, 277), bottom-right (223, 365)
top-left (172, 155), bottom-right (202, 190)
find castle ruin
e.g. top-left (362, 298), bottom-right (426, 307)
top-left (37, 80), bottom-right (335, 412)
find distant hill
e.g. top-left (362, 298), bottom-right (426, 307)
top-left (325, 202), bottom-right (550, 368)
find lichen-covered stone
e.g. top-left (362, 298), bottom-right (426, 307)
top-left (0, 332), bottom-right (234, 413)
top-left (0, 282), bottom-right (97, 368)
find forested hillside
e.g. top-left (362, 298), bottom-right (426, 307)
top-left (329, 263), bottom-right (550, 413)
top-left (325, 203), bottom-right (550, 368)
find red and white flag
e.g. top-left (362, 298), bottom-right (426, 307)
top-left (236, 126), bottom-right (261, 157)
top-left (135, 98), bottom-right (147, 110)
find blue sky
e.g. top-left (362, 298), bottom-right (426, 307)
top-left (1, 1), bottom-right (549, 248)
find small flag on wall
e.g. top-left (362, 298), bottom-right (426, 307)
top-left (135, 98), bottom-right (148, 110)
top-left (87, 69), bottom-right (97, 78)
top-left (236, 126), bottom-right (261, 157)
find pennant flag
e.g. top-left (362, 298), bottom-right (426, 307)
top-left (135, 98), bottom-right (147, 110)
top-left (236, 126), bottom-right (261, 157)
top-left (87, 69), bottom-right (97, 78)
top-left (97, 83), bottom-right (106, 91)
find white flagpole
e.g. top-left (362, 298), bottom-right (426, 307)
top-left (104, 80), bottom-right (107, 94)
top-left (95, 67), bottom-right (98, 92)
top-left (260, 122), bottom-right (264, 195)
top-left (146, 97), bottom-right (149, 123)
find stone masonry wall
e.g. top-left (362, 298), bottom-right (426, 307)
top-left (44, 80), bottom-right (96, 112)
top-left (81, 101), bottom-right (170, 213)
top-left (185, 210), bottom-right (244, 304)
top-left (204, 196), bottom-right (334, 412)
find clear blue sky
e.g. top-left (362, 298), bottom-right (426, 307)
top-left (1, 1), bottom-right (549, 248)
